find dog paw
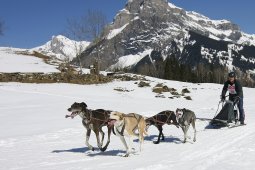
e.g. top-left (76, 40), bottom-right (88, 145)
top-left (99, 147), bottom-right (107, 152)
top-left (123, 153), bottom-right (130, 157)
top-left (153, 141), bottom-right (160, 144)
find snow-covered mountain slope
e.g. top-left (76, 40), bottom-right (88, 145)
top-left (33, 35), bottom-right (90, 61)
top-left (0, 76), bottom-right (254, 170)
top-left (0, 35), bottom-right (90, 73)
top-left (78, 0), bottom-right (255, 80)
top-left (0, 47), bottom-right (59, 73)
top-left (107, 49), bottom-right (153, 71)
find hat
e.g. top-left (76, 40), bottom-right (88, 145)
top-left (228, 72), bottom-right (236, 78)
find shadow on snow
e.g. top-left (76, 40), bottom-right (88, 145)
top-left (52, 147), bottom-right (126, 156)
top-left (51, 135), bottom-right (183, 156)
top-left (134, 135), bottom-right (183, 144)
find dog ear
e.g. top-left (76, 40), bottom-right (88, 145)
top-left (81, 102), bottom-right (87, 108)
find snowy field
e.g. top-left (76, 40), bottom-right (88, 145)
top-left (0, 47), bottom-right (59, 73)
top-left (0, 77), bottom-right (254, 170)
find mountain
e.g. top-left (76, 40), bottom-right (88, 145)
top-left (33, 35), bottom-right (90, 61)
top-left (0, 35), bottom-right (90, 73)
top-left (76, 0), bottom-right (255, 85)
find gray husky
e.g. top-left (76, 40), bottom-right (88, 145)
top-left (176, 108), bottom-right (197, 143)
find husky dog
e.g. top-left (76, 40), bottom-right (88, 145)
top-left (176, 108), bottom-right (196, 143)
top-left (109, 111), bottom-right (147, 157)
top-left (145, 110), bottom-right (179, 144)
top-left (66, 102), bottom-right (113, 152)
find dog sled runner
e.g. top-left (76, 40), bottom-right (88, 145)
top-left (209, 100), bottom-right (240, 128)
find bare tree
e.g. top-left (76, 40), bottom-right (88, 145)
top-left (66, 10), bottom-right (107, 74)
top-left (83, 10), bottom-right (107, 41)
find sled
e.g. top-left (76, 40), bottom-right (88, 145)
top-left (209, 100), bottom-right (239, 128)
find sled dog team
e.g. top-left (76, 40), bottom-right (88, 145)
top-left (66, 102), bottom-right (196, 157)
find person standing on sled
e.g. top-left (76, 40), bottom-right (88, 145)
top-left (221, 72), bottom-right (245, 125)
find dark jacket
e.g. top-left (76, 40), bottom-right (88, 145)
top-left (221, 79), bottom-right (243, 101)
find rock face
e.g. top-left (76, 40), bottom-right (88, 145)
top-left (76, 0), bottom-right (255, 80)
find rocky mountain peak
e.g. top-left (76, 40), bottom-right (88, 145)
top-left (77, 0), bottom-right (255, 83)
top-left (33, 35), bottom-right (90, 61)
top-left (126, 0), bottom-right (168, 13)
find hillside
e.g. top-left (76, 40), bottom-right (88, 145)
top-left (0, 47), bottom-right (59, 73)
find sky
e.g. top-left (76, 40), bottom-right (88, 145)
top-left (0, 0), bottom-right (254, 49)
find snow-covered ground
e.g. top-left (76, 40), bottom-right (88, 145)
top-left (0, 47), bottom-right (59, 73)
top-left (0, 77), bottom-right (254, 170)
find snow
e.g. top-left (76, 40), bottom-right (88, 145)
top-left (209, 34), bottom-right (221, 41)
top-left (0, 47), bottom-right (59, 73)
top-left (133, 16), bottom-right (140, 21)
top-left (187, 11), bottom-right (230, 26)
top-left (237, 33), bottom-right (255, 46)
top-left (33, 35), bottom-right (90, 61)
top-left (107, 24), bottom-right (129, 40)
top-left (182, 7), bottom-right (255, 46)
top-left (119, 8), bottom-right (130, 14)
top-left (168, 2), bottom-right (182, 10)
top-left (0, 76), bottom-right (254, 170)
top-left (108, 49), bottom-right (153, 70)
top-left (186, 11), bottom-right (210, 21)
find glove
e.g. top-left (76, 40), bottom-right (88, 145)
top-left (221, 95), bottom-right (225, 102)
top-left (233, 96), bottom-right (240, 104)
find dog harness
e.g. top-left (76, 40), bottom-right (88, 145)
top-left (115, 113), bottom-right (142, 136)
top-left (150, 111), bottom-right (175, 125)
top-left (115, 119), bottom-right (126, 136)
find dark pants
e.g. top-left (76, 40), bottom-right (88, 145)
top-left (237, 97), bottom-right (245, 122)
top-left (230, 96), bottom-right (245, 122)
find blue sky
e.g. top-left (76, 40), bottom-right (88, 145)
top-left (0, 0), bottom-right (254, 48)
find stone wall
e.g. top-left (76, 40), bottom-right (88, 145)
top-left (0, 72), bottom-right (112, 84)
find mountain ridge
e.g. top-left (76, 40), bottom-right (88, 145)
top-left (77, 0), bottom-right (255, 79)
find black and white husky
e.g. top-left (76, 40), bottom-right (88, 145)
top-left (176, 108), bottom-right (197, 143)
